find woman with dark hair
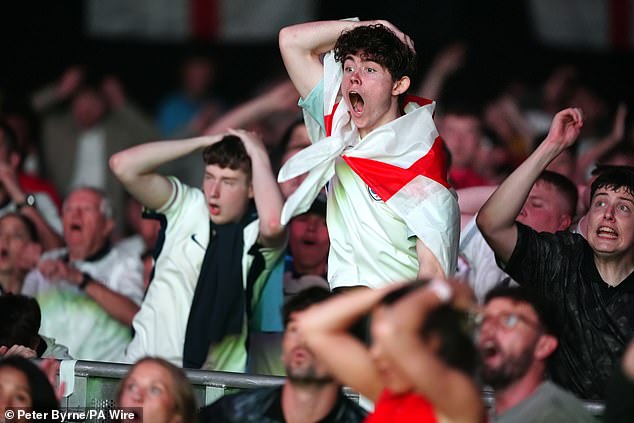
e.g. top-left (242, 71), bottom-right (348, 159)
top-left (117, 357), bottom-right (197, 423)
top-left (294, 279), bottom-right (484, 423)
top-left (0, 355), bottom-right (59, 422)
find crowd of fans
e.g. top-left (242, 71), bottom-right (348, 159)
top-left (1, 16), bottom-right (633, 423)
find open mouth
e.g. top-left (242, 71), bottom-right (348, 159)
top-left (301, 238), bottom-right (316, 246)
top-left (0, 248), bottom-right (8, 259)
top-left (480, 340), bottom-right (500, 360)
top-left (597, 226), bottom-right (618, 238)
top-left (209, 204), bottom-right (220, 216)
top-left (349, 91), bottom-right (364, 114)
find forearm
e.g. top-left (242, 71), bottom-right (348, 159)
top-left (82, 277), bottom-right (140, 326)
top-left (477, 141), bottom-right (560, 260)
top-left (298, 286), bottom-right (387, 335)
top-left (250, 149), bottom-right (286, 247)
top-left (279, 20), bottom-right (357, 97)
top-left (19, 207), bottom-right (64, 250)
top-left (206, 95), bottom-right (274, 135)
top-left (110, 136), bottom-right (210, 181)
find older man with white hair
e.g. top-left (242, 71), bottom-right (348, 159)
top-left (22, 186), bottom-right (144, 361)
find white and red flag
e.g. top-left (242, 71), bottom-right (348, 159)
top-left (279, 52), bottom-right (459, 276)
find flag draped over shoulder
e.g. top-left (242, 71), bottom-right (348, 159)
top-left (278, 52), bottom-right (459, 276)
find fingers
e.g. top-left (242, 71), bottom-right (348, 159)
top-left (3, 344), bottom-right (37, 359)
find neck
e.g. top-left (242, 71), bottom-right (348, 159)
top-left (293, 262), bottom-right (327, 277)
top-left (281, 382), bottom-right (340, 423)
top-left (0, 270), bottom-right (24, 294)
top-left (494, 369), bottom-right (544, 416)
top-left (593, 254), bottom-right (634, 286)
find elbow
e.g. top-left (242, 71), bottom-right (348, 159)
top-left (278, 26), bottom-right (293, 51)
top-left (109, 152), bottom-right (132, 184)
top-left (475, 209), bottom-right (493, 236)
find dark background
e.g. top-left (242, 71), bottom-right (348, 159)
top-left (2, 1), bottom-right (633, 114)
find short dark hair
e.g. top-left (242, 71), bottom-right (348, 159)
top-left (202, 135), bottom-right (252, 180)
top-left (381, 281), bottom-right (479, 377)
top-left (590, 165), bottom-right (634, 199)
top-left (0, 212), bottom-right (39, 243)
top-left (536, 170), bottom-right (578, 218)
top-left (334, 24), bottom-right (417, 82)
top-left (0, 295), bottom-right (41, 349)
top-left (283, 286), bottom-right (331, 327)
top-left (484, 285), bottom-right (559, 338)
top-left (0, 356), bottom-right (59, 417)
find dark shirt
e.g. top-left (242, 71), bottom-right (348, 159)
top-left (199, 385), bottom-right (367, 423)
top-left (604, 362), bottom-right (634, 422)
top-left (504, 222), bottom-right (634, 400)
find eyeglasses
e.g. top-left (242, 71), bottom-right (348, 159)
top-left (476, 311), bottom-right (541, 331)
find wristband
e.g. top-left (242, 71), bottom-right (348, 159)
top-left (428, 279), bottom-right (452, 303)
top-left (79, 272), bottom-right (92, 290)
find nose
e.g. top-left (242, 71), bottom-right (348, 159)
top-left (349, 69), bottom-right (361, 85)
top-left (603, 204), bottom-right (616, 220)
top-left (209, 181), bottom-right (220, 198)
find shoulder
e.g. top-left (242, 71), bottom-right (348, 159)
top-left (199, 387), bottom-right (280, 422)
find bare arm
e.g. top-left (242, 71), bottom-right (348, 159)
top-left (575, 103), bottom-right (626, 183)
top-left (416, 238), bottom-right (445, 279)
top-left (294, 286), bottom-right (395, 401)
top-left (457, 185), bottom-right (498, 229)
top-left (373, 280), bottom-right (484, 423)
top-left (228, 129), bottom-right (286, 247)
top-left (477, 108), bottom-right (583, 263)
top-left (279, 19), bottom-right (414, 98)
top-left (417, 42), bottom-right (465, 100)
top-left (0, 163), bottom-right (63, 250)
top-left (204, 81), bottom-right (299, 135)
top-left (109, 134), bottom-right (225, 210)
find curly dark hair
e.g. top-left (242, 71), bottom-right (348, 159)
top-left (334, 24), bottom-right (417, 82)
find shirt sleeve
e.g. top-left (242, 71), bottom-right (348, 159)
top-left (298, 79), bottom-right (326, 141)
top-left (502, 222), bottom-right (577, 298)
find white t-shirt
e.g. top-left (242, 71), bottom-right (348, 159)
top-left (124, 177), bottom-right (283, 372)
top-left (458, 216), bottom-right (517, 303)
top-left (22, 245), bottom-right (144, 361)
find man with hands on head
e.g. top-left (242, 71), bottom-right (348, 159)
top-left (278, 19), bottom-right (458, 291)
top-left (110, 128), bottom-right (286, 371)
top-left (477, 107), bottom-right (634, 399)
top-left (293, 278), bottom-right (484, 422)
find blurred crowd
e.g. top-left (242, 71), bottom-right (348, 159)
top-left (0, 18), bottom-right (633, 423)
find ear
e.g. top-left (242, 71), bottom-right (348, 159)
top-left (103, 218), bottom-right (116, 237)
top-left (247, 183), bottom-right (254, 199)
top-left (557, 213), bottom-right (572, 231)
top-left (392, 76), bottom-right (410, 97)
top-left (534, 334), bottom-right (558, 360)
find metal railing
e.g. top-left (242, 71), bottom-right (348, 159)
top-left (55, 360), bottom-right (604, 417)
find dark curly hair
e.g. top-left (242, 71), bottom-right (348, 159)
top-left (334, 24), bottom-right (417, 82)
top-left (202, 135), bottom-right (252, 180)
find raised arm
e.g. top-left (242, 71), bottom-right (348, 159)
top-left (109, 134), bottom-right (225, 210)
top-left (372, 280), bottom-right (484, 423)
top-left (477, 108), bottom-right (583, 263)
top-left (293, 286), bottom-right (393, 401)
top-left (204, 81), bottom-right (299, 135)
top-left (278, 19), bottom-right (413, 98)
top-left (228, 129), bottom-right (286, 248)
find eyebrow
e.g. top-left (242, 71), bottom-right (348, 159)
top-left (594, 192), bottom-right (634, 204)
